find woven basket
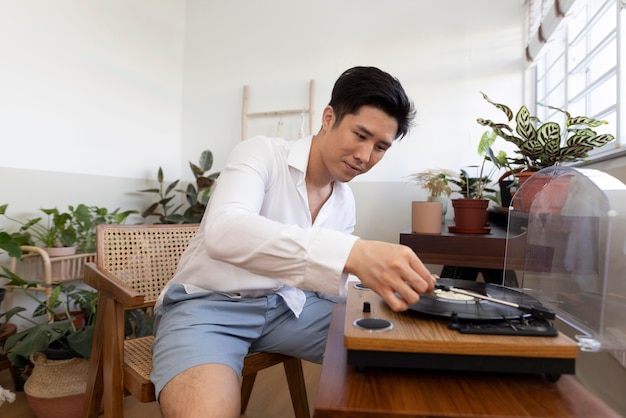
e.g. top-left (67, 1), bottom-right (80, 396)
top-left (24, 352), bottom-right (89, 418)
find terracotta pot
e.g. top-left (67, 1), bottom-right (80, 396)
top-left (497, 169), bottom-right (529, 208)
top-left (411, 201), bottom-right (442, 234)
top-left (451, 198), bottom-right (489, 230)
top-left (515, 171), bottom-right (536, 186)
top-left (24, 353), bottom-right (89, 418)
top-left (57, 310), bottom-right (85, 329)
top-left (26, 393), bottom-right (87, 418)
top-left (514, 172), bottom-right (571, 213)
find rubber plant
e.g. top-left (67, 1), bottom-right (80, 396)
top-left (140, 149), bottom-right (220, 224)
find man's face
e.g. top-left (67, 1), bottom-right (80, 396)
top-left (321, 105), bottom-right (398, 183)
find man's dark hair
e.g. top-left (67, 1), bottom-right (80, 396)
top-left (328, 66), bottom-right (415, 139)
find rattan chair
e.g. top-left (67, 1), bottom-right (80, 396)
top-left (82, 224), bottom-right (310, 418)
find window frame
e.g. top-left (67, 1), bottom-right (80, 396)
top-left (526, 0), bottom-right (625, 165)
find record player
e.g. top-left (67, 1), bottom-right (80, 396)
top-left (344, 167), bottom-right (626, 377)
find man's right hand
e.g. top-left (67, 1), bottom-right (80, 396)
top-left (344, 239), bottom-right (437, 312)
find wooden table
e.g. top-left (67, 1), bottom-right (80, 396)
top-left (399, 218), bottom-right (511, 270)
top-left (313, 304), bottom-right (621, 418)
top-left (399, 215), bottom-right (526, 285)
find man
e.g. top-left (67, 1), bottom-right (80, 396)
top-left (152, 66), bottom-right (436, 417)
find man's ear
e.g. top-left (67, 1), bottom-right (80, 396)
top-left (321, 105), bottom-right (335, 130)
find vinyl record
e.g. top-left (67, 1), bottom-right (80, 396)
top-left (408, 278), bottom-right (543, 320)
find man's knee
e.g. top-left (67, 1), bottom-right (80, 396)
top-left (159, 363), bottom-right (241, 418)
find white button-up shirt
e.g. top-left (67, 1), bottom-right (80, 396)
top-left (155, 135), bottom-right (359, 316)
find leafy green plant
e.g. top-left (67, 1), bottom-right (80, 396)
top-left (0, 230), bottom-right (22, 259)
top-left (477, 92), bottom-right (615, 171)
top-left (448, 131), bottom-right (506, 202)
top-left (449, 169), bottom-right (497, 201)
top-left (125, 308), bottom-right (153, 338)
top-left (0, 267), bottom-right (97, 365)
top-left (0, 205), bottom-right (76, 248)
top-left (140, 149), bottom-right (220, 224)
top-left (70, 204), bottom-right (137, 253)
top-left (1, 204), bottom-right (136, 253)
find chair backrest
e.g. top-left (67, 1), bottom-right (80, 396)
top-left (96, 224), bottom-right (199, 304)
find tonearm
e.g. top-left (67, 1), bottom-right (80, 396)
top-left (435, 283), bottom-right (555, 320)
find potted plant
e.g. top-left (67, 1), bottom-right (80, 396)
top-left (1, 204), bottom-right (138, 254)
top-left (69, 204), bottom-right (137, 254)
top-left (407, 169), bottom-right (456, 233)
top-left (0, 266), bottom-right (96, 415)
top-left (1, 204), bottom-right (137, 284)
top-left (0, 205), bottom-right (77, 257)
top-left (447, 131), bottom-right (505, 232)
top-left (475, 92), bottom-right (616, 212)
top-left (476, 92), bottom-right (615, 176)
top-left (0, 227), bottom-right (21, 397)
top-left (140, 149), bottom-right (220, 224)
top-left (0, 267), bottom-right (96, 363)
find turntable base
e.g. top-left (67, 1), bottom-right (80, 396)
top-left (344, 283), bottom-right (579, 376)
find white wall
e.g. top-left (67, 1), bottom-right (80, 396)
top-left (0, 0), bottom-right (525, 239)
top-left (0, 0), bottom-right (186, 180)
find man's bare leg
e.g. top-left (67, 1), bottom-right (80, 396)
top-left (159, 363), bottom-right (241, 418)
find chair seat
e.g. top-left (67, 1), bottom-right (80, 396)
top-left (122, 335), bottom-right (309, 407)
top-left (123, 337), bottom-right (156, 402)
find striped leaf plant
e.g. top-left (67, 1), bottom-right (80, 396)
top-left (476, 92), bottom-right (615, 171)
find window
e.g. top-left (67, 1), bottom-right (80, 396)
top-left (527, 0), bottom-right (623, 161)
top-left (525, 1), bottom-right (626, 369)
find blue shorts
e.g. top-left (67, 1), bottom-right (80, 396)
top-left (151, 284), bottom-right (334, 399)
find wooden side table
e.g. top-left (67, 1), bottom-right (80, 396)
top-left (399, 220), bottom-right (511, 270)
top-left (399, 218), bottom-right (523, 286)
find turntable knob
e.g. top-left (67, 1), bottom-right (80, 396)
top-left (354, 317), bottom-right (393, 331)
top-left (363, 302), bottom-right (371, 313)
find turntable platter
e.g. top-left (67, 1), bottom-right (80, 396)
top-left (408, 278), bottom-right (543, 320)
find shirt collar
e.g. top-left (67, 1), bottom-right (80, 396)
top-left (288, 135), bottom-right (314, 176)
